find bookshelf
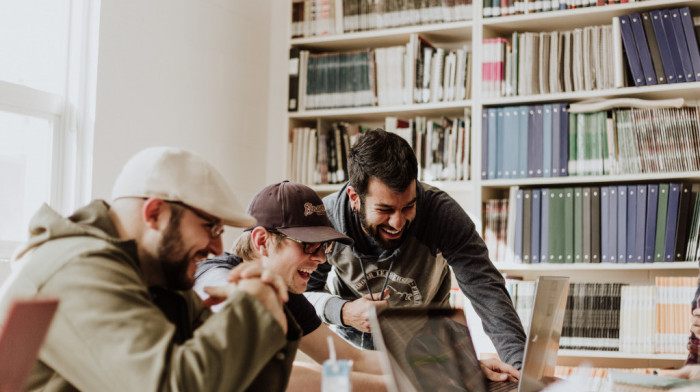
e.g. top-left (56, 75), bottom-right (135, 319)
top-left (285, 0), bottom-right (700, 369)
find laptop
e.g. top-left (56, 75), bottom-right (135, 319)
top-left (0, 298), bottom-right (59, 392)
top-left (370, 276), bottom-right (570, 392)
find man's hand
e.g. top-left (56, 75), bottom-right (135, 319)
top-left (341, 289), bottom-right (389, 332)
top-left (479, 358), bottom-right (520, 382)
top-left (658, 365), bottom-right (700, 380)
top-left (227, 262), bottom-right (289, 302)
top-left (691, 308), bottom-right (700, 338)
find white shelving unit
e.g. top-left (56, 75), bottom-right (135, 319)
top-left (285, 0), bottom-right (700, 369)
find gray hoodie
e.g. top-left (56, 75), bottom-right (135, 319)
top-left (305, 182), bottom-right (526, 368)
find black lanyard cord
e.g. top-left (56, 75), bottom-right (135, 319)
top-left (358, 256), bottom-right (395, 301)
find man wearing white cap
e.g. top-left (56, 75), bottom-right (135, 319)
top-left (0, 147), bottom-right (300, 391)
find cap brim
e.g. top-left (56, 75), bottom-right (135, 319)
top-left (222, 213), bottom-right (257, 228)
top-left (277, 226), bottom-right (353, 245)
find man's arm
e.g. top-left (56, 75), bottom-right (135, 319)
top-left (305, 263), bottom-right (352, 326)
top-left (427, 190), bottom-right (527, 368)
top-left (37, 254), bottom-right (298, 392)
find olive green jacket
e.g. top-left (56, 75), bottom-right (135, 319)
top-left (0, 200), bottom-right (301, 391)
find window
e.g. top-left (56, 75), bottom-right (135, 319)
top-left (0, 0), bottom-right (100, 260)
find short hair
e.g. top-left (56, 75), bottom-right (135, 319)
top-left (348, 128), bottom-right (418, 198)
top-left (232, 229), bottom-right (283, 261)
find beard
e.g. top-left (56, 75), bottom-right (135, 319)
top-left (156, 209), bottom-right (194, 290)
top-left (358, 201), bottom-right (410, 250)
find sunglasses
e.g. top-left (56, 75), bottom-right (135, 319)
top-left (167, 201), bottom-right (224, 238)
top-left (269, 230), bottom-right (335, 255)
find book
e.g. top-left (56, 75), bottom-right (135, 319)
top-left (551, 104), bottom-right (561, 178)
top-left (540, 188), bottom-right (550, 263)
top-left (629, 13), bottom-right (657, 85)
top-left (582, 187), bottom-right (592, 263)
top-left (542, 104), bottom-right (553, 177)
top-left (601, 186), bottom-right (610, 262)
top-left (564, 187), bottom-right (575, 263)
top-left (518, 106), bottom-right (529, 178)
top-left (515, 188), bottom-right (524, 263)
top-left (574, 187), bottom-right (583, 263)
top-left (522, 189), bottom-right (532, 263)
top-left (481, 109), bottom-right (489, 179)
top-left (609, 186), bottom-right (618, 263)
top-left (527, 105), bottom-right (544, 178)
top-left (549, 188), bottom-right (565, 263)
top-left (660, 9), bottom-right (687, 82)
top-left (674, 183), bottom-right (695, 261)
top-left (618, 14), bottom-right (646, 86)
top-left (288, 47), bottom-right (301, 111)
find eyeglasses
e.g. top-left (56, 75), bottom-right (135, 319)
top-left (167, 201), bottom-right (224, 238)
top-left (269, 230), bottom-right (334, 255)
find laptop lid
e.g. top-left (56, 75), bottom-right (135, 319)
top-left (518, 276), bottom-right (570, 392)
top-left (0, 298), bottom-right (59, 392)
top-left (369, 306), bottom-right (488, 392)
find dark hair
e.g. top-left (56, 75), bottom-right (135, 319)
top-left (348, 128), bottom-right (418, 198)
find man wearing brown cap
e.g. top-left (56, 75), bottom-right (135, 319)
top-left (0, 147), bottom-right (299, 391)
top-left (195, 181), bottom-right (389, 391)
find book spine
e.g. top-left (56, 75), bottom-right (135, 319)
top-left (644, 184), bottom-right (659, 262)
top-left (663, 183), bottom-right (681, 261)
top-left (531, 189), bottom-right (542, 263)
top-left (629, 13), bottom-right (658, 85)
top-left (679, 7), bottom-right (700, 81)
top-left (669, 8), bottom-right (696, 82)
top-left (617, 185), bottom-right (627, 263)
top-left (591, 187), bottom-right (601, 262)
top-left (626, 185), bottom-right (637, 263)
top-left (618, 14), bottom-right (647, 86)
top-left (654, 183), bottom-right (669, 262)
top-left (650, 9), bottom-right (680, 83)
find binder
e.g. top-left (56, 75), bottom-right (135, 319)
top-left (626, 185), bottom-right (637, 263)
top-left (574, 187), bottom-right (583, 263)
top-left (640, 12), bottom-right (667, 84)
top-left (601, 186), bottom-right (610, 262)
top-left (496, 108), bottom-right (505, 178)
top-left (629, 13), bottom-right (658, 85)
top-left (617, 185), bottom-right (627, 263)
top-left (515, 189), bottom-right (524, 263)
top-left (549, 188), bottom-right (565, 263)
top-left (644, 184), bottom-right (659, 262)
top-left (288, 47), bottom-right (301, 111)
top-left (488, 108), bottom-right (497, 179)
top-left (663, 183), bottom-right (681, 261)
top-left (559, 105), bottom-right (569, 176)
top-left (522, 189), bottom-right (532, 263)
top-left (660, 9), bottom-right (687, 82)
top-left (582, 187), bottom-right (592, 263)
top-left (674, 183), bottom-right (695, 261)
top-left (551, 104), bottom-right (561, 178)
top-left (678, 7), bottom-right (700, 81)
top-left (564, 187), bottom-right (575, 263)
top-left (518, 106), bottom-right (529, 178)
top-left (503, 108), bottom-right (519, 179)
top-left (542, 104), bottom-right (553, 178)
top-left (591, 187), bottom-right (601, 263)
top-left (668, 8), bottom-right (696, 82)
top-left (531, 189), bottom-right (542, 263)
top-left (527, 105), bottom-right (544, 178)
top-left (540, 188), bottom-right (550, 263)
top-left (634, 184), bottom-right (647, 263)
top-left (653, 183), bottom-right (669, 262)
top-left (481, 109), bottom-right (489, 179)
top-left (650, 10), bottom-right (680, 83)
top-left (618, 14), bottom-right (646, 86)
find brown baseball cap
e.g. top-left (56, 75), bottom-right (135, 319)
top-left (247, 181), bottom-right (352, 245)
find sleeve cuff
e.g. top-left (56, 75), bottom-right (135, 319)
top-left (323, 296), bottom-right (350, 326)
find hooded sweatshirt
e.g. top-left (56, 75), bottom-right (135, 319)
top-left (304, 182), bottom-right (526, 368)
top-left (0, 200), bottom-right (300, 392)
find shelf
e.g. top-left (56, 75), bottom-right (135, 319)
top-left (289, 100), bottom-right (471, 121)
top-left (311, 180), bottom-right (474, 194)
top-left (496, 261), bottom-right (698, 272)
top-left (291, 20), bottom-right (473, 51)
top-left (482, 0), bottom-right (699, 34)
top-left (481, 171), bottom-right (700, 189)
top-left (481, 81), bottom-right (700, 106)
top-left (558, 350), bottom-right (686, 360)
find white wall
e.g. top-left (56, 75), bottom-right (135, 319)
top-left (93, 0), bottom-right (283, 244)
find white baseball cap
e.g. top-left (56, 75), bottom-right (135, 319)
top-left (111, 146), bottom-right (256, 227)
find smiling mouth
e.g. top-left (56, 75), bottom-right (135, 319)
top-left (380, 226), bottom-right (402, 236)
top-left (297, 267), bottom-right (315, 279)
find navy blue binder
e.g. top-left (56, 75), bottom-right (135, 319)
top-left (515, 188), bottom-right (524, 263)
top-left (664, 183), bottom-right (681, 261)
top-left (641, 11), bottom-right (667, 84)
top-left (481, 109), bottom-right (489, 179)
top-left (540, 188), bottom-right (550, 263)
top-left (645, 184), bottom-right (659, 262)
top-left (626, 185), bottom-right (637, 263)
top-left (669, 8), bottom-right (696, 82)
top-left (650, 10), bottom-right (680, 83)
top-left (660, 9), bottom-right (687, 82)
top-left (634, 184), bottom-right (647, 263)
top-left (601, 186), bottom-right (610, 263)
top-left (609, 187), bottom-right (618, 263)
top-left (618, 14), bottom-right (647, 86)
top-left (617, 185), bottom-right (627, 263)
top-left (527, 106), bottom-right (544, 178)
top-left (679, 7), bottom-right (700, 81)
top-left (531, 189), bottom-right (542, 263)
top-left (629, 13), bottom-right (658, 85)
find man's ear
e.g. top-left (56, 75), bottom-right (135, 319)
top-left (347, 186), bottom-right (361, 212)
top-left (142, 198), bottom-right (167, 231)
top-left (250, 226), bottom-right (270, 257)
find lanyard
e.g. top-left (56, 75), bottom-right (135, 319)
top-left (358, 256), bottom-right (395, 301)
